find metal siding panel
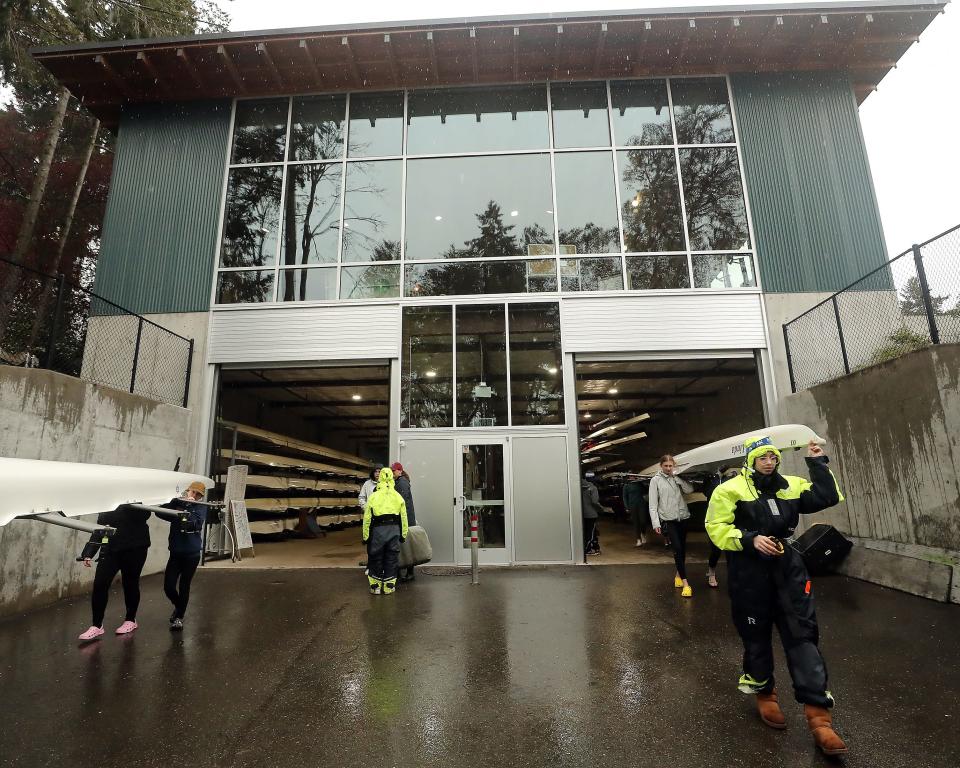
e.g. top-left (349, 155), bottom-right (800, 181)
top-left (560, 294), bottom-right (766, 352)
top-left (512, 435), bottom-right (572, 562)
top-left (95, 101), bottom-right (231, 314)
top-left (208, 304), bottom-right (401, 363)
top-left (731, 72), bottom-right (887, 293)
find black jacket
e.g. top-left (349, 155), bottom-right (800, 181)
top-left (90, 504), bottom-right (151, 553)
top-left (394, 475), bottom-right (417, 526)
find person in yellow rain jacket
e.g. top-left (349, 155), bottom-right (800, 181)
top-left (362, 467), bottom-right (408, 595)
top-left (706, 436), bottom-right (848, 757)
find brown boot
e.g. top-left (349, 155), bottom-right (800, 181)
top-left (804, 705), bottom-right (848, 756)
top-left (756, 690), bottom-right (787, 730)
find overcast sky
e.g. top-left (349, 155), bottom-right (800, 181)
top-left (216, 0), bottom-right (958, 257)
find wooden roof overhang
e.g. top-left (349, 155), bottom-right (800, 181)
top-left (32, 1), bottom-right (946, 129)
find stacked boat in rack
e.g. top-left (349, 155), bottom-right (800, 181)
top-left (215, 420), bottom-right (372, 537)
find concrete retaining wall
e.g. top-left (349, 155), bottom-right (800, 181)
top-left (0, 367), bottom-right (192, 617)
top-left (779, 344), bottom-right (960, 601)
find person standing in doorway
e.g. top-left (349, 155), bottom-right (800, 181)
top-left (391, 462), bottom-right (418, 582)
top-left (362, 467), bottom-right (408, 595)
top-left (359, 465), bottom-right (383, 514)
top-left (623, 478), bottom-right (648, 547)
top-left (649, 455), bottom-right (695, 597)
top-left (78, 504), bottom-right (152, 641)
top-left (157, 481), bottom-right (207, 631)
top-left (706, 437), bottom-right (846, 756)
top-left (580, 471), bottom-right (603, 558)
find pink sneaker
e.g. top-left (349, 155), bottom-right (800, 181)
top-left (115, 620), bottom-right (138, 635)
top-left (78, 626), bottom-right (105, 642)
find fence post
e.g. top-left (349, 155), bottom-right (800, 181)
top-left (912, 243), bottom-right (941, 345)
top-left (782, 324), bottom-right (797, 393)
top-left (832, 296), bottom-right (851, 375)
top-left (43, 273), bottom-right (67, 370)
top-left (130, 317), bottom-right (143, 393)
top-left (182, 338), bottom-right (195, 408)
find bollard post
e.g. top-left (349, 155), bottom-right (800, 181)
top-left (470, 510), bottom-right (479, 585)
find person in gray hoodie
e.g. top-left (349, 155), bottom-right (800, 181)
top-left (649, 454), bottom-right (695, 597)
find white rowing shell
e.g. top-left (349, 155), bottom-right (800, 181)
top-left (0, 457), bottom-right (213, 527)
top-left (638, 424), bottom-right (826, 478)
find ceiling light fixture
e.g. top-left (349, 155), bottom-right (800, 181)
top-left (510, 210), bottom-right (519, 217)
top-left (608, 388), bottom-right (618, 395)
top-left (425, 370), bottom-right (437, 378)
top-left (351, 394), bottom-right (362, 401)
top-left (548, 366), bottom-right (558, 374)
top-left (434, 215), bottom-right (443, 221)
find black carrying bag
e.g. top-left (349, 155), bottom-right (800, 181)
top-left (790, 524), bottom-right (853, 575)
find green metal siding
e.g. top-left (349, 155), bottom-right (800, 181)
top-left (94, 101), bottom-right (231, 313)
top-left (731, 72), bottom-right (888, 293)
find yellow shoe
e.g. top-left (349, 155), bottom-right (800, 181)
top-left (681, 585), bottom-right (693, 598)
top-left (674, 575), bottom-right (683, 588)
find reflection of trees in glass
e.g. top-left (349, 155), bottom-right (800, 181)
top-left (559, 223), bottom-right (619, 255)
top-left (219, 271), bottom-right (274, 304)
top-left (692, 254), bottom-right (755, 288)
top-left (341, 264), bottom-right (400, 299)
top-left (221, 168), bottom-right (282, 267)
top-left (283, 163), bottom-right (341, 300)
top-left (401, 307), bottom-right (453, 428)
top-left (672, 98), bottom-right (733, 144)
top-left (231, 100), bottom-right (287, 164)
top-left (626, 256), bottom-right (689, 289)
top-left (289, 96), bottom-right (344, 161)
top-left (406, 261), bottom-right (529, 297)
top-left (619, 149), bottom-right (684, 252)
top-left (342, 162), bottom-right (401, 262)
top-left (561, 257), bottom-right (623, 291)
top-left (509, 303), bottom-right (564, 425)
top-left (680, 148), bottom-right (749, 251)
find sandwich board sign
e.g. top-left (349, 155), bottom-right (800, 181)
top-left (230, 500), bottom-right (254, 557)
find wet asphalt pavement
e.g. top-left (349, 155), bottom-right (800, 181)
top-left (1, 565), bottom-right (958, 768)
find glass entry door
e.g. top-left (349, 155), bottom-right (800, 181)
top-left (456, 438), bottom-right (512, 565)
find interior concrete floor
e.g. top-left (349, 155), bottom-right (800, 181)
top-left (1, 565), bottom-right (957, 768)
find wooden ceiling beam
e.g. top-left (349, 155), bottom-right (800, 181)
top-left (176, 47), bottom-right (204, 91)
top-left (591, 22), bottom-right (608, 76)
top-left (256, 42), bottom-right (283, 89)
top-left (341, 35), bottom-right (364, 87)
top-left (216, 45), bottom-right (246, 94)
top-left (383, 33), bottom-right (401, 86)
top-left (134, 51), bottom-right (170, 96)
top-left (298, 39), bottom-right (323, 86)
top-left (426, 31), bottom-right (440, 83)
top-left (93, 54), bottom-right (132, 99)
top-left (470, 27), bottom-right (479, 82)
top-left (512, 26), bottom-right (520, 81)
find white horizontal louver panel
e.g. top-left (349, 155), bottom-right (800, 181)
top-left (560, 294), bottom-right (766, 353)
top-left (208, 304), bottom-right (401, 363)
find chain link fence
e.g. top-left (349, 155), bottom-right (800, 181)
top-left (0, 256), bottom-right (194, 407)
top-left (784, 223), bottom-right (960, 391)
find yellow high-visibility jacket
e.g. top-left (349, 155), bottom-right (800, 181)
top-left (363, 467), bottom-right (408, 542)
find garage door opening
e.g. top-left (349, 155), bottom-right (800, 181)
top-left (575, 356), bottom-right (765, 568)
top-left (207, 364), bottom-right (390, 568)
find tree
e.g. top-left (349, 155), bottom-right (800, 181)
top-left (898, 276), bottom-right (950, 315)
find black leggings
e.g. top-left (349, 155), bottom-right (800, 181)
top-left (709, 542), bottom-right (722, 569)
top-left (91, 547), bottom-right (149, 627)
top-left (662, 520), bottom-right (688, 580)
top-left (164, 553), bottom-right (201, 619)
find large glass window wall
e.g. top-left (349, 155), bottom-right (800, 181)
top-left (216, 78), bottom-right (757, 304)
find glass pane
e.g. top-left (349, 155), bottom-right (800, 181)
top-left (407, 85), bottom-right (548, 155)
top-left (509, 303), bottom-right (564, 425)
top-left (404, 260), bottom-right (556, 297)
top-left (617, 149), bottom-right (685, 252)
top-left (231, 99), bottom-right (288, 164)
top-left (289, 95), bottom-right (345, 161)
top-left (282, 163), bottom-right (343, 266)
top-left (216, 270), bottom-right (275, 304)
top-left (342, 160), bottom-right (402, 262)
top-left (555, 152), bottom-right (620, 254)
top-left (405, 154), bottom-right (554, 260)
top-left (610, 80), bottom-right (672, 146)
top-left (693, 253), bottom-right (757, 288)
top-left (671, 77), bottom-right (734, 144)
top-left (278, 267), bottom-right (336, 302)
top-left (551, 82), bottom-right (610, 149)
top-left (626, 255), bottom-right (690, 289)
top-left (219, 167), bottom-right (283, 267)
top-left (401, 306), bottom-right (453, 428)
top-left (680, 148), bottom-right (750, 251)
top-left (340, 264), bottom-right (401, 299)
top-left (462, 444), bottom-right (505, 548)
top-left (348, 92), bottom-right (404, 157)
top-left (456, 305), bottom-right (508, 428)
top-left (560, 257), bottom-right (624, 292)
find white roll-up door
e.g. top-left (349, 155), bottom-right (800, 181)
top-left (207, 304), bottom-right (401, 363)
top-left (560, 293), bottom-right (767, 353)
